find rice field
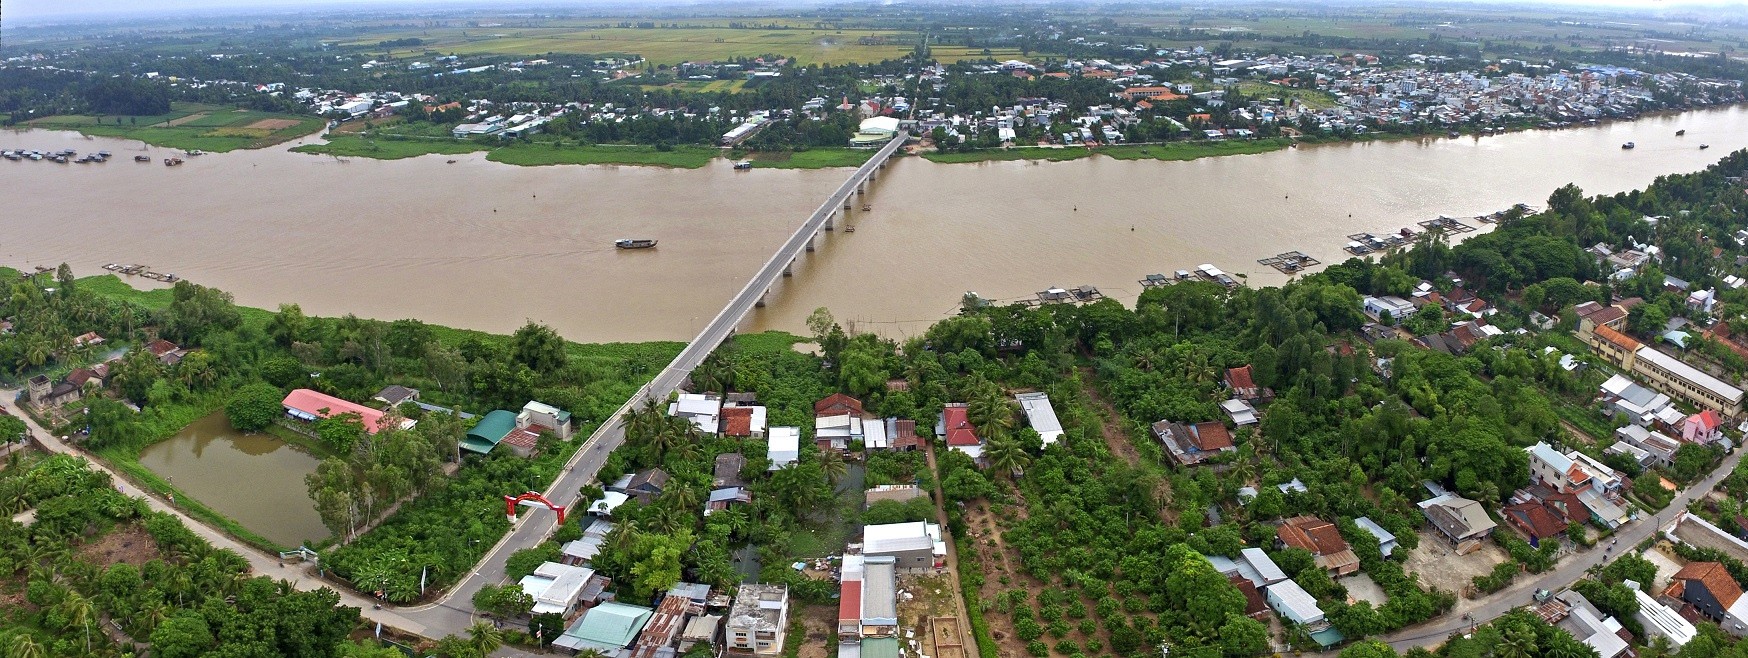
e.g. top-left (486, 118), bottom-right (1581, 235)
top-left (341, 24), bottom-right (1027, 66)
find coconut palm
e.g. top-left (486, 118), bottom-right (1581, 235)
top-left (967, 389), bottom-right (1015, 440)
top-left (0, 478), bottom-right (28, 515)
top-left (1496, 627), bottom-right (1537, 658)
top-left (819, 450), bottom-right (848, 487)
top-left (137, 599), bottom-right (171, 635)
top-left (985, 436), bottom-right (1030, 479)
top-left (6, 632), bottom-right (45, 658)
top-left (467, 620), bottom-right (504, 657)
top-left (59, 591), bottom-right (93, 653)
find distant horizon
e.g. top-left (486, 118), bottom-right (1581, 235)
top-left (7, 0), bottom-right (1748, 26)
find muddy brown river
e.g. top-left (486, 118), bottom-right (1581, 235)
top-left (7, 105), bottom-right (1748, 342)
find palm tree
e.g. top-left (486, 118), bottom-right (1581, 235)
top-left (59, 591), bottom-right (93, 653)
top-left (1184, 350), bottom-right (1217, 384)
top-left (819, 450), bottom-right (848, 487)
top-left (967, 389), bottom-right (1015, 441)
top-left (1496, 627), bottom-right (1537, 658)
top-left (6, 632), bottom-right (45, 658)
top-left (0, 478), bottom-right (28, 515)
top-left (466, 620), bottom-right (504, 657)
top-left (985, 437), bottom-right (1030, 479)
top-left (138, 599), bottom-right (171, 635)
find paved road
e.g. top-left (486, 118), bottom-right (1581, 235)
top-left (0, 391), bottom-right (429, 632)
top-left (7, 135), bottom-right (908, 648)
top-left (398, 132), bottom-right (911, 632)
top-left (1380, 447), bottom-right (1746, 652)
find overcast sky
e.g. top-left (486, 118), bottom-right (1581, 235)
top-left (6, 0), bottom-right (1746, 23)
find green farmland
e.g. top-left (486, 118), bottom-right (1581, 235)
top-left (27, 102), bottom-right (324, 152)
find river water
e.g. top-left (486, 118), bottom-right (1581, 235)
top-left (136, 412), bottom-right (329, 547)
top-left (6, 106), bottom-right (1748, 342)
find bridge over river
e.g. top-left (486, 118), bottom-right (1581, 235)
top-left (394, 132), bottom-right (911, 637)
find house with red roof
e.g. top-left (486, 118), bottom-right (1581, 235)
top-left (1277, 516), bottom-right (1360, 576)
top-left (1224, 365), bottom-right (1272, 403)
top-left (1502, 501), bottom-right (1568, 546)
top-left (1152, 420), bottom-right (1235, 466)
top-left (1681, 410), bottom-right (1724, 445)
top-left (939, 404), bottom-right (983, 460)
top-left (281, 388), bottom-right (412, 434)
top-left (1664, 562), bottom-right (1748, 627)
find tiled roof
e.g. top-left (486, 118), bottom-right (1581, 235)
top-left (1593, 325), bottom-right (1642, 352)
top-left (814, 393), bottom-right (865, 417)
top-left (1279, 516), bottom-right (1350, 556)
top-left (1503, 502), bottom-right (1566, 538)
top-left (1673, 562), bottom-right (1742, 608)
top-left (943, 405), bottom-right (980, 447)
top-left (721, 406), bottom-right (754, 437)
top-left (1191, 422), bottom-right (1233, 451)
top-left (1225, 366), bottom-right (1256, 391)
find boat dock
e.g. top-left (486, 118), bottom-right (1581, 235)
top-left (1257, 251), bottom-right (1319, 274)
top-left (102, 263), bottom-right (181, 283)
top-left (1344, 231), bottom-right (1412, 256)
top-left (1418, 215), bottom-right (1475, 234)
top-left (1139, 264), bottom-right (1241, 289)
top-left (1031, 285), bottom-right (1105, 306)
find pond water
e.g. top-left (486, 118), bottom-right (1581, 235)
top-left (136, 412), bottom-right (329, 547)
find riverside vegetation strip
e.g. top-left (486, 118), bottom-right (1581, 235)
top-left (25, 102), bottom-right (324, 153)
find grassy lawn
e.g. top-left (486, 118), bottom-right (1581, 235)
top-left (745, 148), bottom-right (874, 169)
top-left (922, 147), bottom-right (1095, 164)
top-left (487, 142), bottom-right (719, 168)
top-left (923, 139), bottom-right (1291, 164)
top-left (1235, 81), bottom-right (1338, 110)
top-left (27, 102), bottom-right (324, 152)
top-left (1099, 139), bottom-right (1293, 161)
top-left (639, 79), bottom-right (750, 94)
top-left (291, 135), bottom-right (488, 160)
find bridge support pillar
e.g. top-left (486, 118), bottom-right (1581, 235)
top-left (824, 212), bottom-right (834, 231)
top-left (784, 260), bottom-right (794, 276)
top-left (857, 182), bottom-right (865, 195)
top-left (755, 290), bottom-right (768, 308)
top-left (806, 235), bottom-right (816, 252)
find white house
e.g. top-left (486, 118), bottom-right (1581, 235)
top-left (518, 562), bottom-right (596, 616)
top-left (1265, 579), bottom-right (1324, 625)
top-left (669, 393), bottom-right (723, 434)
top-left (768, 427), bottom-right (800, 470)
top-left (1015, 392), bottom-right (1064, 446)
top-left (1363, 296), bottom-right (1416, 321)
top-left (1221, 398), bottom-right (1259, 426)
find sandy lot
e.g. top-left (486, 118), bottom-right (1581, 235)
top-left (75, 523), bottom-right (162, 568)
top-left (1645, 542), bottom-right (1688, 591)
top-left (1341, 573), bottom-right (1390, 606)
top-left (245, 118), bottom-right (302, 130)
top-left (1401, 532), bottom-right (1509, 612)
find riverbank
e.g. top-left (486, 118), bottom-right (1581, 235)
top-left (920, 138), bottom-right (1294, 164)
top-left (21, 101), bottom-right (324, 153)
top-left (291, 134), bottom-right (723, 168)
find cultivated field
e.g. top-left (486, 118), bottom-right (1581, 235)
top-left (1110, 5), bottom-right (1748, 55)
top-left (342, 23), bottom-right (1026, 65)
top-left (28, 102), bottom-right (324, 152)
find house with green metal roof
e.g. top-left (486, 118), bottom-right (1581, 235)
top-left (553, 601), bottom-right (654, 654)
top-left (462, 409), bottom-right (518, 455)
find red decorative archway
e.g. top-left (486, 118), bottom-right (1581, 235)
top-left (504, 491), bottom-right (565, 525)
